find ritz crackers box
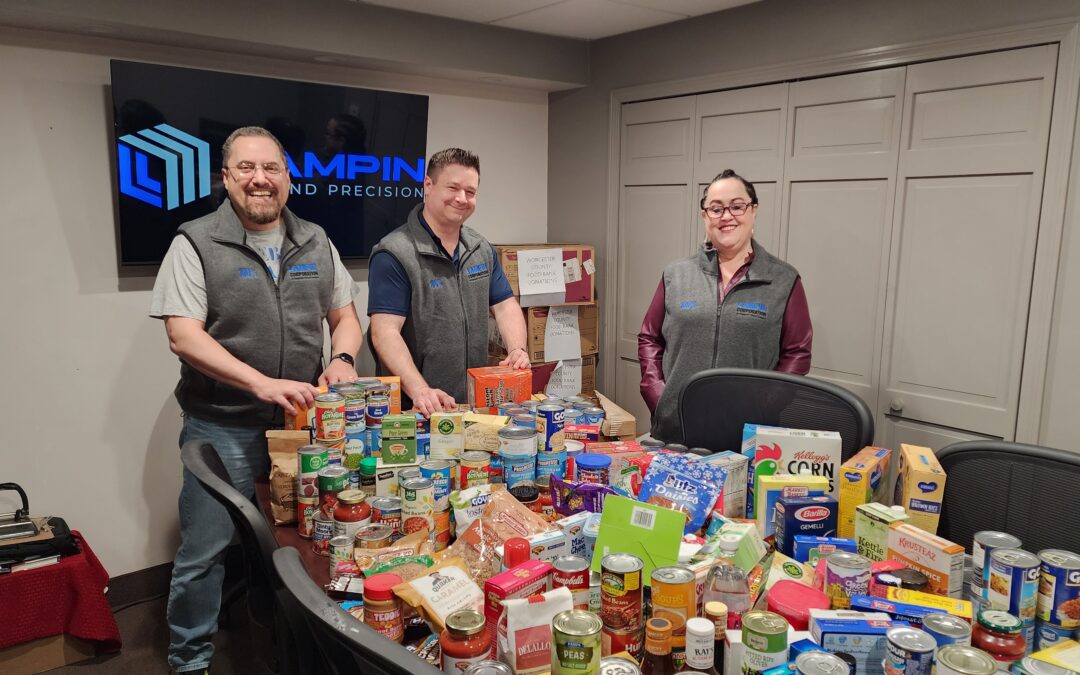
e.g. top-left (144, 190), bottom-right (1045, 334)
top-left (892, 444), bottom-right (947, 535)
top-left (839, 447), bottom-right (894, 539)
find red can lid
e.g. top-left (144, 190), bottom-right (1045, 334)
top-left (364, 572), bottom-right (403, 601)
top-left (504, 537), bottom-right (531, 569)
top-left (766, 579), bottom-right (830, 631)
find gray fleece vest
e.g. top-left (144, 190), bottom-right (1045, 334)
top-left (370, 204), bottom-right (493, 402)
top-left (652, 240), bottom-right (799, 443)
top-left (174, 200), bottom-right (335, 426)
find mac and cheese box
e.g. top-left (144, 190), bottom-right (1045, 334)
top-left (892, 444), bottom-right (946, 535)
top-left (838, 447), bottom-right (893, 538)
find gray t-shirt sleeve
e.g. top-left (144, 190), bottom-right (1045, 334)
top-left (149, 235), bottom-right (208, 321)
top-left (329, 240), bottom-right (355, 310)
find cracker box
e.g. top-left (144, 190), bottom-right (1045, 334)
top-left (754, 474), bottom-right (829, 538)
top-left (379, 414), bottom-right (418, 464)
top-left (892, 444), bottom-right (946, 535)
top-left (429, 412), bottom-right (464, 460)
top-left (703, 451), bottom-right (749, 518)
top-left (467, 366), bottom-right (532, 414)
top-left (774, 494), bottom-right (838, 557)
top-left (887, 522), bottom-right (965, 598)
top-left (809, 610), bottom-right (898, 675)
top-left (855, 502), bottom-right (909, 562)
top-left (838, 446), bottom-right (893, 538)
top-left (463, 412), bottom-right (509, 452)
top-left (483, 559), bottom-right (554, 657)
top-left (742, 426), bottom-right (843, 522)
top-left (792, 535), bottom-right (858, 566)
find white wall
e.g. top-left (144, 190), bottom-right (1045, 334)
top-left (0, 36), bottom-right (547, 576)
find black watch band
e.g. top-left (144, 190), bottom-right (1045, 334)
top-left (330, 352), bottom-right (355, 366)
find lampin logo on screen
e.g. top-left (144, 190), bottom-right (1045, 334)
top-left (118, 124), bottom-right (211, 210)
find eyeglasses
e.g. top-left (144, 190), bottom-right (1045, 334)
top-left (704, 203), bottom-right (753, 219)
top-left (227, 161), bottom-right (286, 177)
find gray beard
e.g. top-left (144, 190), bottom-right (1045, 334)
top-left (244, 206), bottom-right (280, 225)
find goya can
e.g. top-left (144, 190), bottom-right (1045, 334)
top-left (400, 477), bottom-right (435, 535)
top-left (311, 511), bottom-right (334, 556)
top-left (922, 612), bottom-right (972, 647)
top-left (553, 609), bottom-right (603, 675)
top-left (987, 549), bottom-right (1040, 627)
top-left (601, 625), bottom-right (644, 661)
top-left (554, 555), bottom-right (592, 610)
top-left (973, 531), bottom-right (1022, 596)
top-left (318, 465), bottom-right (350, 516)
top-left (740, 610), bottom-right (789, 675)
top-left (366, 394), bottom-right (391, 426)
top-left (458, 451), bottom-right (491, 489)
top-left (884, 626), bottom-right (935, 675)
top-left (599, 656), bottom-right (641, 675)
top-left (650, 566), bottom-right (697, 668)
top-left (1036, 549), bottom-right (1080, 628)
top-left (420, 459), bottom-right (453, 511)
top-left (297, 445), bottom-right (329, 500)
top-left (934, 645), bottom-right (998, 675)
top-left (536, 404), bottom-right (566, 453)
top-left (824, 551), bottom-right (871, 609)
top-left (794, 651), bottom-right (850, 675)
top-left (600, 553), bottom-right (644, 630)
top-left (313, 392), bottom-right (346, 440)
top-left (328, 534), bottom-right (354, 579)
top-left (371, 496), bottom-right (402, 535)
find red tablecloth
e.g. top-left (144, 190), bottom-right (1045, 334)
top-left (0, 531), bottom-right (122, 652)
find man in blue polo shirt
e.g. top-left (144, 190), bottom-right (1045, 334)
top-left (368, 148), bottom-right (529, 415)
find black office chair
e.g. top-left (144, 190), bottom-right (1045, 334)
top-left (179, 440), bottom-right (294, 674)
top-left (935, 440), bottom-right (1080, 555)
top-left (677, 368), bottom-right (875, 460)
top-left (272, 547), bottom-right (444, 675)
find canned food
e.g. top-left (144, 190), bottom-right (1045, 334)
top-left (499, 426), bottom-right (537, 488)
top-left (371, 496), bottom-right (402, 535)
top-left (313, 392), bottom-right (346, 440)
top-left (988, 549), bottom-right (1040, 626)
top-left (554, 555), bottom-right (592, 610)
top-left (311, 511), bottom-right (334, 556)
top-left (601, 625), bottom-right (644, 661)
top-left (794, 651), bottom-right (850, 675)
top-left (564, 409), bottom-right (584, 426)
top-left (463, 662), bottom-right (514, 675)
top-left (577, 453), bottom-right (611, 485)
top-left (297, 445), bottom-right (329, 499)
top-left (1037, 549), bottom-right (1080, 628)
top-left (553, 609), bottom-right (603, 675)
top-left (509, 484), bottom-right (541, 513)
top-left (884, 626), bottom-right (935, 675)
top-left (297, 495), bottom-right (318, 539)
top-left (1018, 655), bottom-right (1076, 675)
top-left (565, 439), bottom-right (584, 480)
top-left (354, 522), bottom-right (394, 549)
top-left (420, 459), bottom-right (453, 510)
top-left (512, 414), bottom-right (536, 429)
top-left (581, 407), bottom-right (606, 426)
top-left (400, 477), bottom-right (435, 535)
top-left (650, 566), bottom-right (696, 666)
top-left (934, 645), bottom-right (998, 675)
top-left (367, 424), bottom-right (382, 456)
top-left (922, 612), bottom-right (972, 647)
top-left (432, 506), bottom-right (452, 551)
top-left (318, 465), bottom-right (350, 516)
top-left (1034, 622), bottom-right (1077, 651)
top-left (973, 531), bottom-right (1022, 594)
top-left (741, 610), bottom-right (789, 675)
top-left (331, 489), bottom-right (371, 540)
top-left (536, 450), bottom-right (567, 481)
top-left (366, 394), bottom-right (390, 426)
top-left (824, 551), bottom-right (871, 609)
top-left (601, 553), bottom-right (644, 630)
top-left (873, 568), bottom-right (930, 595)
top-left (599, 656), bottom-right (641, 675)
top-left (590, 570), bottom-right (602, 614)
top-left (458, 451), bottom-right (491, 489)
top-left (537, 404), bottom-right (566, 453)
top-left (328, 534), bottom-right (354, 579)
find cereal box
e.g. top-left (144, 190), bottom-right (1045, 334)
top-left (467, 366), bottom-right (532, 414)
top-left (887, 522), bottom-right (965, 598)
top-left (429, 411), bottom-right (464, 460)
top-left (703, 451), bottom-right (749, 518)
top-left (838, 447), bottom-right (893, 538)
top-left (754, 474), bottom-right (829, 538)
top-left (892, 444), bottom-right (946, 535)
top-left (742, 426), bottom-right (843, 523)
top-left (855, 502), bottom-right (909, 562)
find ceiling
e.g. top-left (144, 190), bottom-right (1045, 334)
top-left (349, 0), bottom-right (762, 40)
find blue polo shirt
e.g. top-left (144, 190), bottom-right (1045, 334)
top-left (368, 213), bottom-right (514, 316)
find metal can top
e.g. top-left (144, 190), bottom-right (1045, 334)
top-left (554, 555), bottom-right (590, 574)
top-left (1020, 656), bottom-right (1075, 675)
top-left (600, 656), bottom-right (642, 675)
top-left (366, 392), bottom-right (390, 403)
top-left (564, 409), bottom-right (583, 419)
top-left (583, 407), bottom-right (605, 415)
top-left (420, 459), bottom-right (453, 472)
top-left (512, 414), bottom-right (536, 425)
top-left (498, 425), bottom-right (536, 440)
top-left (298, 445), bottom-right (328, 455)
top-left (553, 608), bottom-right (603, 636)
top-left (461, 451), bottom-right (490, 463)
top-left (794, 651), bottom-right (850, 675)
top-left (1038, 549), bottom-right (1080, 569)
top-left (564, 439), bottom-right (585, 454)
top-left (990, 548), bottom-right (1040, 568)
top-left (446, 609), bottom-right (486, 637)
top-left (464, 661), bottom-right (514, 675)
top-left (336, 489), bottom-right (366, 505)
top-left (885, 626), bottom-right (936, 653)
top-left (398, 468), bottom-right (422, 481)
top-left (315, 392), bottom-right (345, 403)
top-left (370, 496), bottom-right (401, 511)
top-left (400, 477), bottom-right (434, 491)
top-left (330, 383), bottom-right (364, 396)
top-left (826, 551), bottom-right (870, 570)
top-left (318, 465), bottom-right (349, 478)
top-left (601, 552), bottom-right (644, 574)
top-left (935, 645), bottom-right (999, 675)
top-left (921, 612), bottom-right (972, 639)
top-left (742, 610), bottom-right (789, 637)
top-left (355, 523), bottom-right (394, 541)
top-left (537, 404), bottom-right (566, 413)
top-left (328, 535), bottom-right (353, 548)
top-left (651, 565), bottom-right (695, 585)
top-left (974, 531), bottom-right (1022, 549)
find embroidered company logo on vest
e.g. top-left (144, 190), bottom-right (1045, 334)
top-left (735, 302), bottom-right (768, 319)
top-left (466, 262), bottom-right (489, 281)
top-left (117, 124), bottom-right (211, 210)
top-left (679, 300), bottom-right (698, 310)
top-left (287, 263), bottom-right (319, 280)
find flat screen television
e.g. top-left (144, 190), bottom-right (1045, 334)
top-left (110, 60), bottom-right (429, 264)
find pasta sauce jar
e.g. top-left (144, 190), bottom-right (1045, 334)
top-left (332, 489), bottom-right (371, 540)
top-left (441, 609), bottom-right (491, 674)
top-left (971, 609), bottom-right (1026, 665)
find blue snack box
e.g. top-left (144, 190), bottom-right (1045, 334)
top-left (774, 493), bottom-right (838, 557)
top-left (792, 535), bottom-right (858, 565)
top-left (810, 612), bottom-right (907, 675)
top-left (848, 595), bottom-right (942, 627)
top-left (790, 639), bottom-right (828, 660)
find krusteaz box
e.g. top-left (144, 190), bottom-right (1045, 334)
top-left (741, 426), bottom-right (843, 522)
top-left (892, 444), bottom-right (947, 535)
top-left (379, 413), bottom-right (417, 464)
top-left (838, 447), bottom-right (893, 539)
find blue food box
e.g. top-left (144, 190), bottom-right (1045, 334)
top-left (789, 639), bottom-right (828, 660)
top-left (792, 535), bottom-right (858, 565)
top-left (810, 611), bottom-right (906, 675)
top-left (774, 493), bottom-right (838, 557)
top-left (849, 595), bottom-right (941, 627)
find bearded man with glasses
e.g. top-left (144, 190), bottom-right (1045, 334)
top-left (150, 126), bottom-right (362, 674)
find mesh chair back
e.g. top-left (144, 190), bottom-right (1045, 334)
top-left (272, 547), bottom-right (444, 675)
top-left (678, 368), bottom-right (874, 460)
top-left (936, 441), bottom-right (1080, 556)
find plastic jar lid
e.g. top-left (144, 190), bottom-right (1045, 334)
top-left (577, 453), bottom-right (612, 469)
top-left (977, 608), bottom-right (1022, 633)
top-left (766, 580), bottom-right (831, 631)
top-left (363, 572), bottom-right (403, 601)
top-left (360, 457), bottom-right (377, 474)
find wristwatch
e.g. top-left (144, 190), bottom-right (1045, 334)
top-left (330, 352), bottom-right (355, 366)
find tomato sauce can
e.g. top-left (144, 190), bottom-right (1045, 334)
top-left (314, 392), bottom-right (346, 440)
top-left (601, 553), bottom-right (644, 631)
top-left (420, 459), bottom-right (453, 510)
top-left (1036, 549), bottom-right (1080, 628)
top-left (554, 555), bottom-right (592, 610)
top-left (400, 477), bottom-right (435, 536)
top-left (601, 625), bottom-right (644, 661)
top-left (884, 626), bottom-right (936, 675)
top-left (553, 609), bottom-right (603, 675)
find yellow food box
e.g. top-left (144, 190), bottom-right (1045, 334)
top-left (888, 522), bottom-right (965, 598)
top-left (886, 587), bottom-right (973, 619)
top-left (892, 444), bottom-right (947, 535)
top-left (838, 447), bottom-right (893, 539)
top-left (463, 412), bottom-right (509, 452)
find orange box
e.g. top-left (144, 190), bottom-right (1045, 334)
top-left (466, 366), bottom-right (532, 414)
top-left (283, 376), bottom-right (402, 430)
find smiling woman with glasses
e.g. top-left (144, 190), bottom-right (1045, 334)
top-left (636, 169), bottom-right (814, 444)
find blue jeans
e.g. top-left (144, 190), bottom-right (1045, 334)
top-left (166, 414), bottom-right (269, 672)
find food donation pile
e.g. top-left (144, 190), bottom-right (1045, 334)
top-left (267, 368), bottom-right (1080, 675)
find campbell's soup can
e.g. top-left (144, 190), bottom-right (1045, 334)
top-left (313, 392), bottom-right (346, 440)
top-left (554, 555), bottom-right (592, 610)
top-left (400, 477), bottom-right (435, 536)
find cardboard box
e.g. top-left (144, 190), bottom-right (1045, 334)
top-left (839, 447), bottom-right (894, 539)
top-left (428, 412), bottom-right (464, 460)
top-left (703, 451), bottom-right (749, 517)
top-left (463, 412), bottom-right (509, 452)
top-left (530, 355), bottom-right (597, 397)
top-left (379, 414), bottom-right (417, 464)
top-left (892, 444), bottom-right (946, 535)
top-left (855, 502), bottom-right (909, 562)
top-left (742, 426), bottom-right (843, 519)
top-left (489, 304), bottom-right (600, 364)
top-left (467, 366), bottom-right (532, 414)
top-left (496, 243), bottom-right (596, 306)
top-left (596, 391), bottom-right (637, 440)
top-left (887, 522), bottom-right (965, 598)
top-left (0, 634), bottom-right (96, 675)
top-left (754, 474), bottom-right (829, 538)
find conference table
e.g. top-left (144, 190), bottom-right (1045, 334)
top-left (254, 478), bottom-right (330, 588)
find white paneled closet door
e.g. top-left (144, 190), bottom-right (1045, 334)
top-left (877, 45), bottom-right (1057, 449)
top-left (782, 68), bottom-right (905, 414)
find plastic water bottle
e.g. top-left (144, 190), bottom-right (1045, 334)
top-left (703, 563), bottom-right (751, 631)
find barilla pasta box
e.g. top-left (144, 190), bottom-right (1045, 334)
top-left (483, 559), bottom-right (554, 657)
top-left (855, 502), bottom-right (909, 562)
top-left (467, 366), bottom-right (532, 414)
top-left (792, 535), bottom-right (858, 566)
top-left (887, 522), bottom-right (965, 598)
top-left (838, 447), bottom-right (893, 538)
top-left (703, 450), bottom-right (749, 517)
top-left (742, 426), bottom-right (843, 523)
top-left (892, 444), bottom-right (946, 535)
top-left (754, 474), bottom-right (829, 539)
top-left (774, 494), bottom-right (839, 557)
top-left (428, 412), bottom-right (465, 460)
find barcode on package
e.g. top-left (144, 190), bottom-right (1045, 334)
top-left (631, 506), bottom-right (656, 530)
